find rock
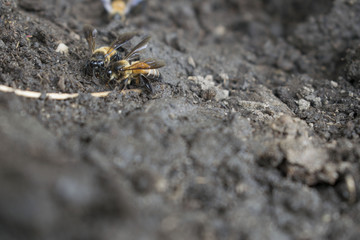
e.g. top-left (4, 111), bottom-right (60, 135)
top-left (296, 99), bottom-right (310, 111)
top-left (188, 75), bottom-right (229, 100)
top-left (55, 43), bottom-right (69, 55)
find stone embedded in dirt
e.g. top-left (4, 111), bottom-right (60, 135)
top-left (331, 81), bottom-right (339, 88)
top-left (296, 99), bottom-right (311, 111)
top-left (188, 75), bottom-right (229, 101)
top-left (305, 94), bottom-right (322, 108)
top-left (187, 56), bottom-right (196, 68)
top-left (0, 40), bottom-right (5, 49)
top-left (55, 43), bottom-right (69, 55)
top-left (270, 115), bottom-right (341, 185)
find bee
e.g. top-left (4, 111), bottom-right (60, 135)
top-left (101, 0), bottom-right (144, 20)
top-left (105, 36), bottom-right (165, 93)
top-left (83, 24), bottom-right (136, 77)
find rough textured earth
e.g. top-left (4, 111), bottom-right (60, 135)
top-left (0, 0), bottom-right (360, 239)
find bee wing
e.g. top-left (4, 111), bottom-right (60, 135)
top-left (105, 32), bottom-right (138, 58)
top-left (124, 36), bottom-right (151, 61)
top-left (124, 0), bottom-right (144, 15)
top-left (101, 0), bottom-right (112, 13)
top-left (83, 25), bottom-right (97, 53)
top-left (124, 58), bottom-right (165, 70)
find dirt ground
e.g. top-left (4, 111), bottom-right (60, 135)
top-left (0, 0), bottom-right (360, 239)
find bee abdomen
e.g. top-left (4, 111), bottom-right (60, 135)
top-left (146, 69), bottom-right (161, 79)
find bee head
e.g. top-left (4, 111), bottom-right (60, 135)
top-left (98, 61), bottom-right (105, 68)
top-left (90, 60), bottom-right (105, 70)
top-left (111, 13), bottom-right (124, 22)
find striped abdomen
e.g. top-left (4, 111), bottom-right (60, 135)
top-left (131, 62), bottom-right (162, 80)
top-left (144, 69), bottom-right (161, 79)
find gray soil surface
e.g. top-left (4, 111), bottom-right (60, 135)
top-left (1, 0), bottom-right (360, 239)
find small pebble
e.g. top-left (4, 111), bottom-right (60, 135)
top-left (56, 43), bottom-right (69, 55)
top-left (297, 99), bottom-right (310, 111)
top-left (188, 56), bottom-right (196, 68)
top-left (330, 81), bottom-right (338, 88)
top-left (219, 73), bottom-right (229, 86)
top-left (0, 40), bottom-right (5, 49)
top-left (214, 25), bottom-right (226, 36)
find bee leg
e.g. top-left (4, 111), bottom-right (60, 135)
top-left (84, 62), bottom-right (89, 75)
top-left (106, 79), bottom-right (114, 89)
top-left (140, 74), bottom-right (153, 93)
top-left (106, 78), bottom-right (112, 86)
top-left (119, 78), bottom-right (130, 91)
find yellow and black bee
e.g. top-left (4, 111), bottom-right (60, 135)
top-left (83, 24), bottom-right (136, 77)
top-left (101, 0), bottom-right (144, 20)
top-left (105, 36), bottom-right (165, 93)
